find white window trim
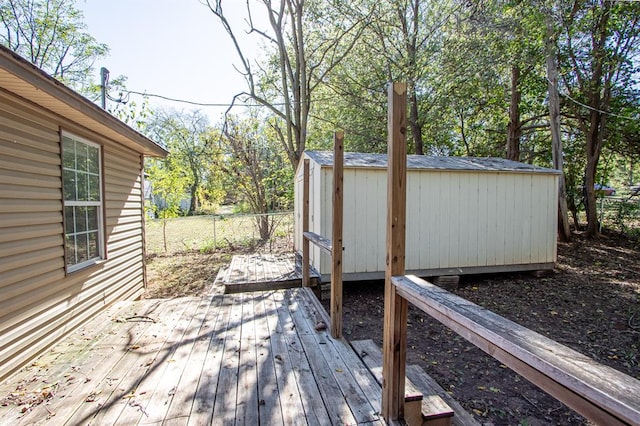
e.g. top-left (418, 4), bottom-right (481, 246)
top-left (62, 131), bottom-right (105, 273)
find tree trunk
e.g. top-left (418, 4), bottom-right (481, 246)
top-left (506, 65), bottom-right (521, 161)
top-left (584, 156), bottom-right (599, 235)
top-left (410, 86), bottom-right (424, 155)
top-left (256, 214), bottom-right (271, 242)
top-left (546, 16), bottom-right (571, 241)
top-left (188, 184), bottom-right (198, 216)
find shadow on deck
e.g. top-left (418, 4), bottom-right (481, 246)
top-left (0, 287), bottom-right (383, 425)
top-left (223, 253), bottom-right (321, 294)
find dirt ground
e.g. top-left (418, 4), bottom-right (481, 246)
top-left (145, 231), bottom-right (640, 425)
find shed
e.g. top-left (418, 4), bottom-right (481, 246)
top-left (0, 46), bottom-right (167, 382)
top-left (294, 151), bottom-right (560, 281)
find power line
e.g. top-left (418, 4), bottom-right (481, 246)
top-left (124, 90), bottom-right (244, 107)
top-left (123, 90), bottom-right (291, 108)
top-left (548, 77), bottom-right (638, 121)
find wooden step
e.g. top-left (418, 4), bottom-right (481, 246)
top-left (351, 339), bottom-right (480, 426)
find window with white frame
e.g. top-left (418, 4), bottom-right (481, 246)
top-left (62, 133), bottom-right (103, 272)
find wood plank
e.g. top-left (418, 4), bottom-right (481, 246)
top-left (351, 340), bottom-right (464, 425)
top-left (383, 81), bottom-right (409, 422)
top-left (187, 294), bottom-right (234, 425)
top-left (0, 300), bottom-right (142, 422)
top-left (278, 293), bottom-right (355, 425)
top-left (252, 292), bottom-right (284, 425)
top-left (262, 291), bottom-right (309, 424)
top-left (138, 297), bottom-right (214, 424)
top-left (0, 299), bottom-right (129, 395)
top-left (331, 131), bottom-right (344, 338)
top-left (100, 297), bottom-right (202, 426)
top-left (15, 299), bottom-right (179, 426)
top-left (295, 290), bottom-right (384, 421)
top-left (211, 293), bottom-right (242, 426)
top-left (223, 254), bottom-right (321, 294)
top-left (162, 295), bottom-right (223, 425)
top-left (235, 293), bottom-right (259, 426)
top-left (85, 298), bottom-right (201, 425)
top-left (271, 290), bottom-right (328, 425)
top-left (407, 365), bottom-right (480, 426)
top-left (287, 288), bottom-right (380, 424)
top-left (393, 275), bottom-right (640, 426)
top-left (303, 231), bottom-right (332, 253)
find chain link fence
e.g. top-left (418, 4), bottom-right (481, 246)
top-left (145, 211), bottom-right (294, 255)
top-left (597, 197), bottom-right (640, 236)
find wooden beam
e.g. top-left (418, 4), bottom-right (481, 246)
top-left (303, 231), bottom-right (332, 253)
top-left (302, 158), bottom-right (310, 287)
top-left (331, 131), bottom-right (344, 339)
top-left (393, 274), bottom-right (640, 426)
top-left (382, 82), bottom-right (408, 422)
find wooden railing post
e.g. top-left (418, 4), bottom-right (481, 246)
top-left (331, 131), bottom-right (344, 338)
top-left (382, 82), bottom-right (408, 422)
top-left (302, 158), bottom-right (310, 287)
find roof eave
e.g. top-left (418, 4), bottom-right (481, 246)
top-left (0, 47), bottom-right (167, 157)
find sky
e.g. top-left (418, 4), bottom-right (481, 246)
top-left (78, 0), bottom-right (264, 124)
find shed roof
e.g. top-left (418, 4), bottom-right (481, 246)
top-left (304, 151), bottom-right (559, 174)
top-left (0, 46), bottom-right (167, 157)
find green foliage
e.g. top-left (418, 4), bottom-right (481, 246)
top-left (217, 113), bottom-right (293, 241)
top-left (0, 0), bottom-right (108, 92)
top-left (145, 156), bottom-right (188, 220)
top-left (145, 109), bottom-right (224, 216)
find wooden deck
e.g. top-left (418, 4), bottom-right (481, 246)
top-left (223, 253), bottom-right (321, 294)
top-left (0, 287), bottom-right (383, 425)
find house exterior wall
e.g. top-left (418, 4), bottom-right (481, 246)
top-left (295, 153), bottom-right (559, 279)
top-left (0, 88), bottom-right (147, 381)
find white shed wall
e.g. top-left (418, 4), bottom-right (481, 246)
top-left (294, 156), bottom-right (558, 279)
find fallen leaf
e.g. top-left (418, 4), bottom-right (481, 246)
top-left (314, 321), bottom-right (327, 331)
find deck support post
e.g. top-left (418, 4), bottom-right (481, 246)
top-left (302, 159), bottom-right (311, 288)
top-left (382, 82), bottom-right (408, 422)
top-left (331, 131), bottom-right (344, 338)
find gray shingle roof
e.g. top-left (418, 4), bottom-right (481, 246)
top-left (305, 151), bottom-right (559, 174)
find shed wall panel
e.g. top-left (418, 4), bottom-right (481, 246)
top-left (296, 152), bottom-right (558, 280)
top-left (0, 88), bottom-right (147, 382)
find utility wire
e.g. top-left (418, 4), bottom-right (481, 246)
top-left (548, 77), bottom-right (638, 121)
top-left (123, 90), bottom-right (291, 108)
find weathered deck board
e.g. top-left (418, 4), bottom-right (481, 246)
top-left (187, 293), bottom-right (233, 425)
top-left (0, 288), bottom-right (385, 426)
top-left (351, 339), bottom-right (478, 426)
top-left (13, 298), bottom-right (177, 426)
top-left (236, 293), bottom-right (259, 426)
top-left (252, 292), bottom-right (284, 425)
top-left (163, 295), bottom-right (223, 425)
top-left (73, 297), bottom-right (200, 426)
top-left (223, 253), bottom-right (321, 293)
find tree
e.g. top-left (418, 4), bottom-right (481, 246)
top-left (206, 0), bottom-right (368, 169)
top-left (557, 0), bottom-right (640, 236)
top-left (313, 0), bottom-right (458, 155)
top-left (218, 114), bottom-right (293, 242)
top-left (546, 9), bottom-right (571, 241)
top-left (0, 0), bottom-right (108, 92)
top-left (145, 156), bottom-right (189, 253)
top-left (146, 110), bottom-right (220, 216)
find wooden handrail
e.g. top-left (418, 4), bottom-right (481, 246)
top-left (392, 274), bottom-right (640, 426)
top-left (303, 231), bottom-right (332, 252)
